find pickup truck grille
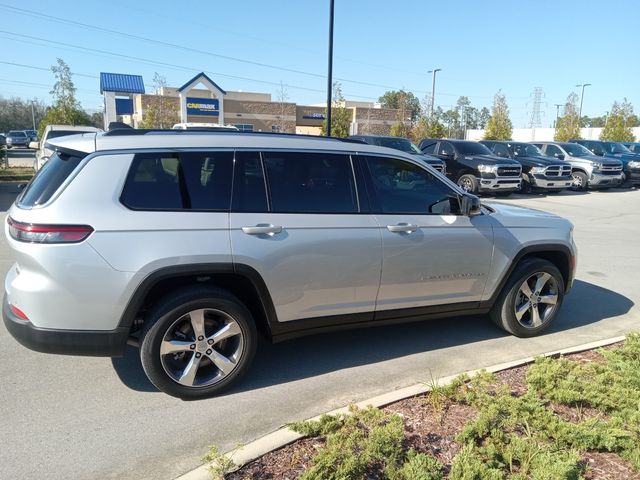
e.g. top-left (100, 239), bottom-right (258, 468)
top-left (599, 165), bottom-right (623, 175)
top-left (497, 165), bottom-right (522, 177)
top-left (545, 165), bottom-right (572, 177)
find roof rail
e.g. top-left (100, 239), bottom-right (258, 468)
top-left (102, 128), bottom-right (366, 143)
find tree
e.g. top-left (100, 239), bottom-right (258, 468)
top-left (139, 73), bottom-right (180, 129)
top-left (320, 82), bottom-right (352, 138)
top-left (0, 97), bottom-right (48, 133)
top-left (554, 93), bottom-right (581, 141)
top-left (38, 58), bottom-right (91, 138)
top-left (483, 90), bottom-right (513, 140)
top-left (389, 121), bottom-right (411, 137)
top-left (274, 81), bottom-right (290, 133)
top-left (378, 90), bottom-right (421, 122)
top-left (409, 116), bottom-right (445, 143)
top-left (600, 99), bottom-right (636, 142)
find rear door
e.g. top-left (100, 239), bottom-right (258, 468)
top-left (229, 150), bottom-right (382, 323)
top-left (359, 154), bottom-right (493, 315)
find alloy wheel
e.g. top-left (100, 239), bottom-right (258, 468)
top-left (513, 272), bottom-right (559, 329)
top-left (159, 308), bottom-right (244, 387)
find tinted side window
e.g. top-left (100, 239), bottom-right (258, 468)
top-left (263, 152), bottom-right (357, 213)
top-left (545, 145), bottom-right (562, 157)
top-left (121, 151), bottom-right (233, 210)
top-left (421, 141), bottom-right (437, 154)
top-left (18, 151), bottom-right (85, 207)
top-left (492, 143), bottom-right (510, 158)
top-left (437, 142), bottom-right (454, 156)
top-left (364, 156), bottom-right (456, 215)
top-left (232, 151), bottom-right (268, 212)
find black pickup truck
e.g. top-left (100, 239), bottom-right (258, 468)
top-left (419, 138), bottom-right (522, 195)
top-left (480, 141), bottom-right (573, 193)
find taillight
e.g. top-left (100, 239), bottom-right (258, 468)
top-left (7, 217), bottom-right (93, 244)
top-left (9, 304), bottom-right (29, 321)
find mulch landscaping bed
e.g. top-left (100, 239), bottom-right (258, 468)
top-left (222, 339), bottom-right (639, 480)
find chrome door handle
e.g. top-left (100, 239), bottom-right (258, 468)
top-left (241, 224), bottom-right (283, 235)
top-left (387, 223), bottom-right (418, 233)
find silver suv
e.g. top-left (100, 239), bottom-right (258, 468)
top-left (533, 142), bottom-right (624, 190)
top-left (3, 131), bottom-right (577, 399)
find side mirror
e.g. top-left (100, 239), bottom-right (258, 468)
top-left (460, 193), bottom-right (481, 216)
top-left (555, 153), bottom-right (565, 160)
top-left (29, 141), bottom-right (40, 150)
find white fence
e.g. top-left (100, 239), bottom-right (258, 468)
top-left (466, 127), bottom-right (640, 142)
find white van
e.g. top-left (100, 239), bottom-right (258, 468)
top-left (32, 125), bottom-right (102, 171)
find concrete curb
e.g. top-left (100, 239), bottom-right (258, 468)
top-left (175, 335), bottom-right (626, 480)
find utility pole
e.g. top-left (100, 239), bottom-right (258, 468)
top-left (428, 68), bottom-right (441, 118)
top-left (31, 101), bottom-right (36, 130)
top-left (325, 0), bottom-right (335, 136)
top-left (576, 83), bottom-right (591, 122)
top-left (554, 103), bottom-right (562, 127)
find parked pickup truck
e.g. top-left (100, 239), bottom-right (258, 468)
top-left (419, 138), bottom-right (521, 196)
top-left (570, 139), bottom-right (640, 187)
top-left (532, 142), bottom-right (623, 190)
top-left (348, 135), bottom-right (446, 174)
top-left (480, 141), bottom-right (572, 193)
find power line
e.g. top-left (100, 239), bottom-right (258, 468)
top-left (0, 4), bottom-right (425, 94)
top-left (0, 32), bottom-right (379, 101)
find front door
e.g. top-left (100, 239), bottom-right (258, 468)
top-left (359, 154), bottom-right (494, 314)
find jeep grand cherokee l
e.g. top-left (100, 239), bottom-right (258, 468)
top-left (419, 139), bottom-right (522, 195)
top-left (3, 130), bottom-right (576, 399)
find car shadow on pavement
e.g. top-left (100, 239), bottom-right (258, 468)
top-left (110, 279), bottom-right (634, 396)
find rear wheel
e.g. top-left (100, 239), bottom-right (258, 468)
top-left (457, 174), bottom-right (478, 193)
top-left (490, 258), bottom-right (564, 337)
top-left (140, 286), bottom-right (257, 399)
top-left (571, 171), bottom-right (588, 191)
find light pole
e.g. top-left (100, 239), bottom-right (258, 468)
top-left (428, 68), bottom-right (441, 118)
top-left (553, 103), bottom-right (562, 127)
top-left (31, 101), bottom-right (36, 131)
top-left (576, 83), bottom-right (591, 122)
top-left (325, 0), bottom-right (335, 136)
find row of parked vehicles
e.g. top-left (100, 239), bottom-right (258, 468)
top-left (0, 129), bottom-right (38, 148)
top-left (349, 135), bottom-right (640, 195)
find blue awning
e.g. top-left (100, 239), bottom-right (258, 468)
top-left (100, 73), bottom-right (145, 94)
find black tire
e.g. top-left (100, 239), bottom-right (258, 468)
top-left (489, 258), bottom-right (564, 338)
top-left (571, 171), bottom-right (588, 191)
top-left (519, 175), bottom-right (532, 194)
top-left (457, 174), bottom-right (479, 193)
top-left (139, 286), bottom-right (257, 399)
top-left (494, 191), bottom-right (512, 198)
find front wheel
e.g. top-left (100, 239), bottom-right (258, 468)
top-left (457, 174), bottom-right (478, 193)
top-left (490, 258), bottom-right (564, 337)
top-left (140, 286), bottom-right (257, 399)
top-left (571, 171), bottom-right (588, 191)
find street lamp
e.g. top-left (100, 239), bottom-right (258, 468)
top-left (325, 0), bottom-right (335, 136)
top-left (428, 68), bottom-right (441, 118)
top-left (576, 83), bottom-right (591, 121)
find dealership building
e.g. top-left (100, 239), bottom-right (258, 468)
top-left (100, 72), bottom-right (408, 135)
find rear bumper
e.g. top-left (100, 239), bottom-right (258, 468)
top-left (2, 296), bottom-right (129, 357)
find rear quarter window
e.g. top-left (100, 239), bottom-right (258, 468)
top-left (18, 151), bottom-right (85, 207)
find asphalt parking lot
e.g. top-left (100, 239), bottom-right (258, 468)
top-left (0, 183), bottom-right (639, 480)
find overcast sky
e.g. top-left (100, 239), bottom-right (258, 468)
top-left (0, 0), bottom-right (638, 127)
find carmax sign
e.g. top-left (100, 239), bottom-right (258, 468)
top-left (186, 97), bottom-right (219, 116)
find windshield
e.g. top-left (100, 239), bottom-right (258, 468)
top-left (603, 142), bottom-right (631, 154)
top-left (561, 143), bottom-right (592, 157)
top-left (9, 131), bottom-right (26, 137)
top-left (376, 137), bottom-right (422, 154)
top-left (456, 142), bottom-right (493, 155)
top-left (513, 143), bottom-right (543, 157)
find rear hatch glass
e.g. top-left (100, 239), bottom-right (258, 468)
top-left (18, 151), bottom-right (86, 207)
